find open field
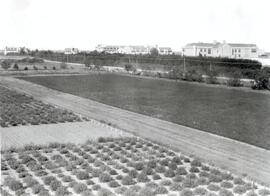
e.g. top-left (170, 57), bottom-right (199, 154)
top-left (1, 137), bottom-right (270, 196)
top-left (1, 76), bottom-right (270, 186)
top-left (0, 86), bottom-right (87, 127)
top-left (19, 73), bottom-right (270, 150)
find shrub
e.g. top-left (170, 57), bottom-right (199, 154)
top-left (115, 187), bottom-right (128, 194)
top-left (159, 179), bottom-right (172, 186)
top-left (227, 78), bottom-right (242, 87)
top-left (81, 190), bottom-right (95, 196)
top-left (219, 189), bottom-right (233, 196)
top-left (170, 182), bottom-right (183, 191)
top-left (55, 186), bottom-right (71, 196)
top-left (109, 169), bottom-right (118, 175)
top-left (137, 187), bottom-right (155, 196)
top-left (23, 176), bottom-right (39, 187)
top-left (182, 178), bottom-right (198, 188)
top-left (86, 179), bottom-right (95, 185)
top-left (154, 186), bottom-right (168, 195)
top-left (50, 180), bottom-right (62, 191)
top-left (258, 189), bottom-right (270, 196)
top-left (184, 157), bottom-right (190, 162)
top-left (220, 181), bottom-right (233, 188)
top-left (221, 172), bottom-right (233, 181)
top-left (201, 165), bottom-right (210, 171)
top-left (109, 180), bottom-right (120, 188)
top-left (180, 188), bottom-right (194, 196)
top-left (246, 191), bottom-right (258, 196)
top-left (43, 176), bottom-right (57, 185)
top-left (194, 187), bottom-right (208, 196)
top-left (122, 176), bottom-right (136, 185)
top-left (92, 184), bottom-right (101, 191)
top-left (73, 183), bottom-right (88, 194)
top-left (142, 167), bottom-right (154, 175)
top-left (164, 169), bottom-right (175, 178)
top-left (197, 177), bottom-right (209, 185)
top-left (168, 162), bottom-right (178, 170)
top-left (128, 169), bottom-right (138, 178)
top-left (24, 67), bottom-right (28, 70)
top-left (32, 184), bottom-right (45, 194)
top-left (233, 177), bottom-right (245, 185)
top-left (207, 183), bottom-right (220, 192)
top-left (62, 175), bottom-right (73, 182)
top-left (155, 165), bottom-right (166, 173)
top-left (76, 171), bottom-right (90, 180)
top-left (190, 166), bottom-right (200, 173)
top-left (173, 175), bottom-right (184, 182)
top-left (137, 173), bottom-right (150, 182)
top-left (135, 162), bottom-right (144, 171)
top-left (91, 169), bottom-right (102, 177)
top-left (13, 63), bottom-right (19, 70)
top-left (208, 174), bottom-right (222, 183)
top-left (98, 173), bottom-right (112, 182)
top-left (97, 188), bottom-right (114, 196)
top-left (233, 185), bottom-right (247, 194)
top-left (176, 167), bottom-right (188, 175)
top-left (191, 159), bottom-right (202, 167)
top-left (4, 177), bottom-right (23, 191)
top-left (145, 182), bottom-right (158, 189)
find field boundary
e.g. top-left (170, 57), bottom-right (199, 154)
top-left (1, 76), bottom-right (270, 186)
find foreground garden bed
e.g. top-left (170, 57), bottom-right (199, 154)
top-left (0, 86), bottom-right (88, 128)
top-left (1, 137), bottom-right (269, 196)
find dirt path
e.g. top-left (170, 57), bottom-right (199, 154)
top-left (1, 76), bottom-right (270, 186)
top-left (0, 121), bottom-right (131, 151)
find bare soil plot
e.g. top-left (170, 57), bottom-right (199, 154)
top-left (0, 86), bottom-right (87, 128)
top-left (1, 137), bottom-right (269, 196)
top-left (0, 121), bottom-right (131, 151)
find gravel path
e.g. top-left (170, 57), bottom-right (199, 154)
top-left (1, 76), bottom-right (270, 186)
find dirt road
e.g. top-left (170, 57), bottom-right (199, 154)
top-left (1, 76), bottom-right (270, 186)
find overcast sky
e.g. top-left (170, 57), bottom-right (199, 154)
top-left (1, 0), bottom-right (270, 51)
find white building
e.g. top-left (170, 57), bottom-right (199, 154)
top-left (158, 47), bottom-right (173, 55)
top-left (64, 48), bottom-right (79, 55)
top-left (3, 47), bottom-right (20, 55)
top-left (95, 45), bottom-right (161, 55)
top-left (182, 41), bottom-right (259, 59)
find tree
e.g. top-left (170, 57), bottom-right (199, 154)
top-left (1, 60), bottom-right (11, 70)
top-left (124, 64), bottom-right (134, 72)
top-left (13, 63), bottom-right (19, 70)
top-left (150, 48), bottom-right (159, 56)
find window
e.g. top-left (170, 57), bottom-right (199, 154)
top-left (232, 50), bottom-right (234, 55)
top-left (251, 48), bottom-right (257, 53)
top-left (208, 49), bottom-right (211, 54)
top-left (238, 49), bottom-right (241, 53)
top-left (204, 49), bottom-right (206, 52)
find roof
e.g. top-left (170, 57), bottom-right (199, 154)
top-left (185, 42), bottom-right (220, 47)
top-left (227, 43), bottom-right (257, 47)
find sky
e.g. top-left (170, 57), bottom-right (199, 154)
top-left (0, 0), bottom-right (270, 51)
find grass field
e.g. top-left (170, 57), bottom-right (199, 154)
top-left (19, 74), bottom-right (270, 150)
top-left (1, 137), bottom-right (268, 196)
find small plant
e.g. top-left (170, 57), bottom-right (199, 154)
top-left (73, 183), bottom-right (88, 194)
top-left (233, 177), bottom-right (245, 185)
top-left (4, 177), bottom-right (23, 191)
top-left (159, 179), bottom-right (172, 186)
top-left (154, 186), bottom-right (168, 195)
top-left (219, 189), bottom-right (233, 196)
top-left (164, 169), bottom-right (175, 178)
top-left (180, 188), bottom-right (194, 196)
top-left (170, 182), bottom-right (183, 191)
top-left (176, 167), bottom-right (188, 175)
top-left (191, 159), bottom-right (202, 167)
top-left (98, 173), bottom-right (112, 182)
top-left (220, 181), bottom-right (233, 188)
top-left (76, 171), bottom-right (90, 180)
top-left (190, 166), bottom-right (200, 173)
top-left (207, 183), bottom-right (220, 192)
top-left (233, 185), bottom-right (247, 194)
top-left (137, 172), bottom-right (150, 182)
top-left (152, 173), bottom-right (161, 180)
top-left (122, 175), bottom-right (136, 185)
top-left (109, 180), bottom-right (120, 188)
top-left (194, 187), bottom-right (208, 196)
top-left (50, 180), bottom-right (62, 191)
top-left (55, 186), bottom-right (71, 196)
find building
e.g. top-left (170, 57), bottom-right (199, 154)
top-left (158, 47), bottom-right (173, 55)
top-left (64, 48), bottom-right (79, 55)
top-left (182, 41), bottom-right (259, 59)
top-left (95, 45), bottom-right (161, 55)
top-left (3, 47), bottom-right (20, 55)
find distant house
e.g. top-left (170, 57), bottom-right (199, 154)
top-left (158, 47), bottom-right (173, 55)
top-left (95, 45), bottom-right (159, 55)
top-left (64, 48), bottom-right (79, 55)
top-left (4, 47), bottom-right (20, 55)
top-left (182, 41), bottom-right (259, 59)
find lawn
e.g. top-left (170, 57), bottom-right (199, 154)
top-left (20, 74), bottom-right (270, 150)
top-left (1, 137), bottom-right (268, 196)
